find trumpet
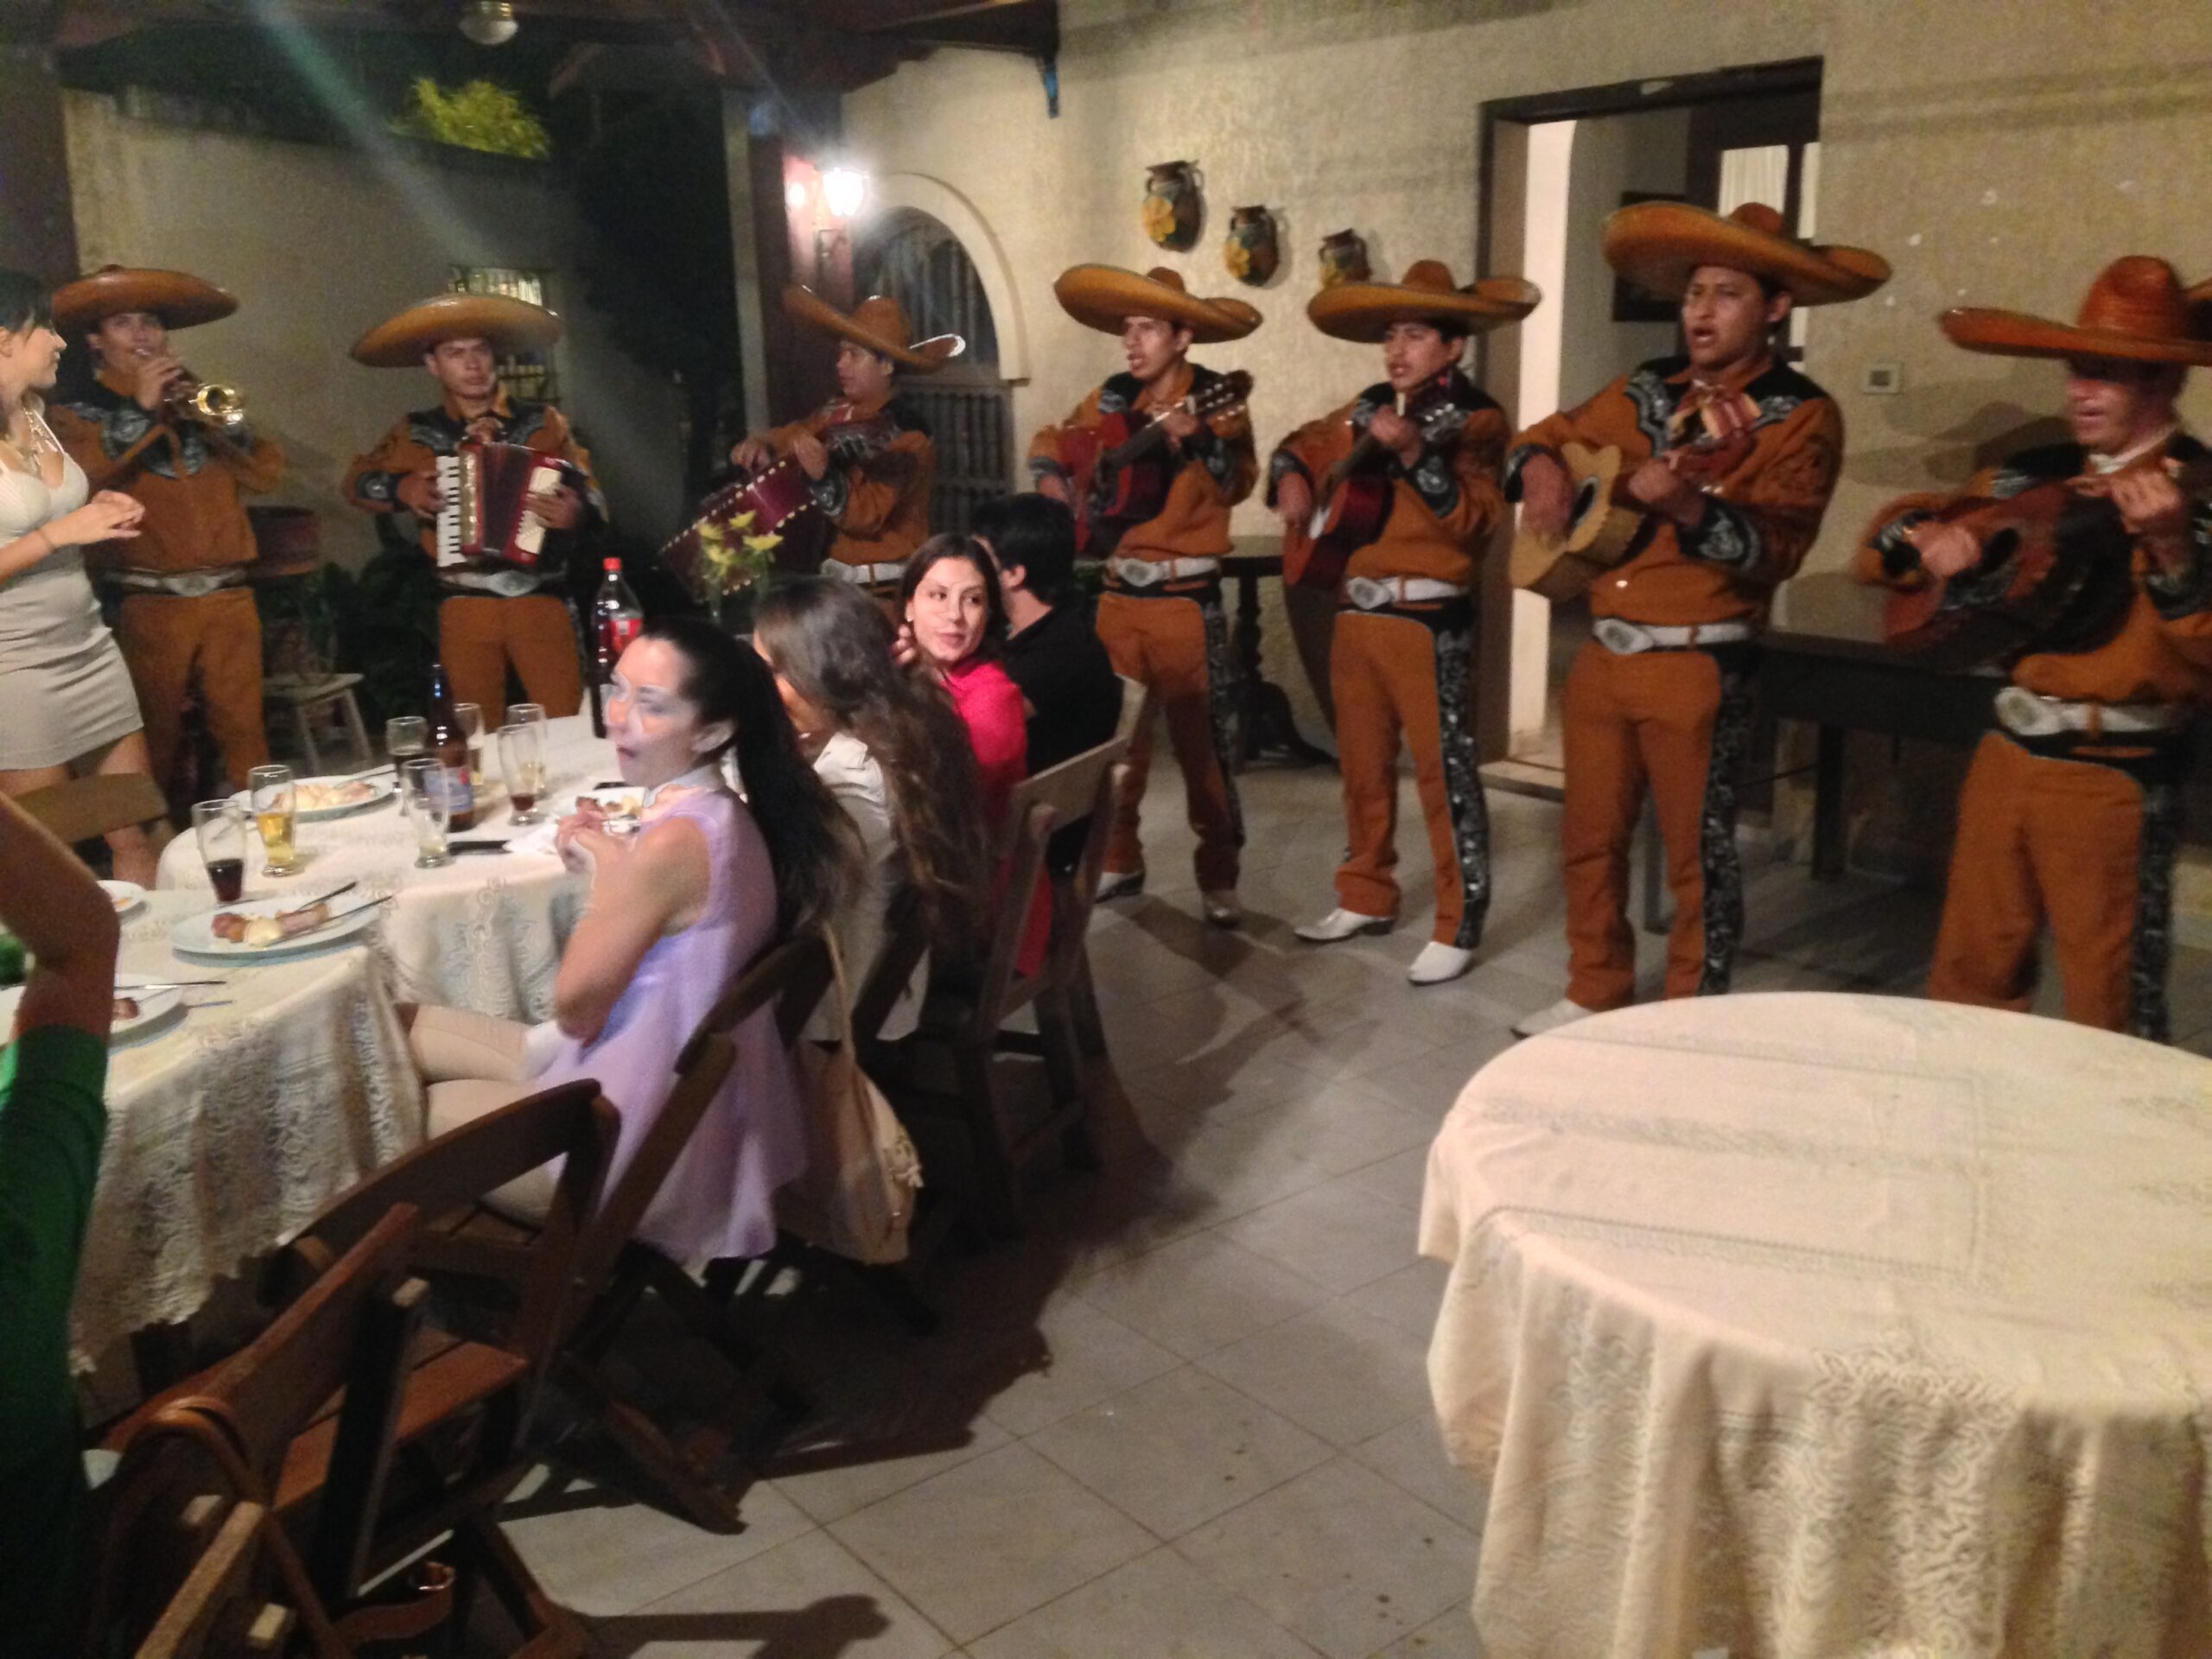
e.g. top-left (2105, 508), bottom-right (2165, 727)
top-left (134, 347), bottom-right (246, 431)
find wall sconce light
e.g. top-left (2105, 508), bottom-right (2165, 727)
top-left (821, 167), bottom-right (868, 222)
top-left (458, 0), bottom-right (520, 47)
top-left (785, 178), bottom-right (811, 213)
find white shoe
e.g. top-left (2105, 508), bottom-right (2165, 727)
top-left (1096, 868), bottom-right (1145, 902)
top-left (1200, 888), bottom-right (1242, 928)
top-left (1511, 996), bottom-right (1599, 1039)
top-left (1294, 907), bottom-right (1394, 944)
top-left (1408, 942), bottom-right (1475, 985)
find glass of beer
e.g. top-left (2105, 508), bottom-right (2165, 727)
top-left (246, 764), bottom-right (300, 876)
top-left (454, 702), bottom-right (486, 782)
top-left (191, 799), bottom-right (248, 901)
top-left (402, 759), bottom-right (454, 868)
top-left (387, 715), bottom-right (428, 818)
top-left (507, 701), bottom-right (550, 785)
top-left (498, 722), bottom-right (548, 824)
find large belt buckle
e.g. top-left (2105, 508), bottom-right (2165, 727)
top-left (1344, 577), bottom-right (1394, 612)
top-left (170, 572), bottom-right (228, 599)
top-left (1993, 685), bottom-right (2066, 739)
top-left (1112, 556), bottom-right (1165, 588)
top-left (482, 569), bottom-right (540, 600)
top-left (830, 561), bottom-right (870, 584)
top-left (1593, 617), bottom-right (1654, 655)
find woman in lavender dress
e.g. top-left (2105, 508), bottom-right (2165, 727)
top-left (409, 617), bottom-right (853, 1263)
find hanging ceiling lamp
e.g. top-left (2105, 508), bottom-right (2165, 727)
top-left (458, 0), bottom-right (521, 47)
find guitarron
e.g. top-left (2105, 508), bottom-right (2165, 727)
top-left (1060, 371), bottom-right (1255, 557)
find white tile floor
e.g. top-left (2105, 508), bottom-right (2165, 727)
top-left (497, 759), bottom-right (2212, 1657)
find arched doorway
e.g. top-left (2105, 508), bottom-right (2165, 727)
top-left (856, 207), bottom-right (1014, 536)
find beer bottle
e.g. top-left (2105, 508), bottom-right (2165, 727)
top-left (425, 659), bottom-right (478, 831)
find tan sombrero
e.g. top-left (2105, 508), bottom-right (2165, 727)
top-left (1307, 259), bottom-right (1541, 343)
top-left (782, 286), bottom-right (963, 373)
top-left (350, 294), bottom-right (564, 368)
top-left (1052, 264), bottom-right (1262, 345)
top-left (1603, 200), bottom-right (1890, 307)
top-left (53, 266), bottom-right (238, 334)
top-left (1942, 257), bottom-right (2212, 366)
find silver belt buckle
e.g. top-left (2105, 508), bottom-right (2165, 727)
top-left (1113, 556), bottom-right (1166, 588)
top-left (1594, 617), bottom-right (1654, 655)
top-left (174, 573), bottom-right (231, 599)
top-left (474, 569), bottom-right (540, 599)
top-left (1345, 577), bottom-right (1394, 611)
top-left (1993, 685), bottom-right (2065, 738)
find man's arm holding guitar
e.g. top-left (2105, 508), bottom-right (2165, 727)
top-left (1670, 397), bottom-right (1843, 589)
top-left (1185, 403), bottom-right (1256, 507)
top-left (1504, 385), bottom-right (1619, 537)
top-left (1027, 389), bottom-right (1104, 505)
top-left (1267, 404), bottom-right (1355, 527)
top-left (1392, 403), bottom-right (1510, 544)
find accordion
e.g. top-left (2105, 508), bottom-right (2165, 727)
top-left (435, 440), bottom-right (582, 569)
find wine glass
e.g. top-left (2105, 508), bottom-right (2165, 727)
top-left (401, 759), bottom-right (453, 868)
top-left (498, 722), bottom-right (547, 825)
top-left (191, 799), bottom-right (248, 901)
top-left (246, 764), bottom-right (300, 877)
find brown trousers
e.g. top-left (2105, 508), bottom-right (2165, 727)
top-left (117, 587), bottom-right (268, 792)
top-left (1096, 586), bottom-right (1243, 892)
top-left (1332, 608), bottom-right (1490, 946)
top-left (438, 594), bottom-right (583, 728)
top-left (1929, 731), bottom-right (2177, 1039)
top-left (1560, 639), bottom-right (1754, 1010)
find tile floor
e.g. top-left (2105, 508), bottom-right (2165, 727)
top-left (498, 760), bottom-right (2212, 1657)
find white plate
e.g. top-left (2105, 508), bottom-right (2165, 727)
top-left (0, 975), bottom-right (182, 1046)
top-left (229, 774), bottom-right (397, 822)
top-left (574, 787), bottom-right (646, 834)
top-left (100, 880), bottom-right (147, 918)
top-left (170, 894), bottom-right (385, 961)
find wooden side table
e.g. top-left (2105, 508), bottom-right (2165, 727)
top-left (1221, 549), bottom-right (1332, 770)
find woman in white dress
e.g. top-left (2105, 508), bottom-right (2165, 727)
top-left (0, 271), bottom-right (157, 884)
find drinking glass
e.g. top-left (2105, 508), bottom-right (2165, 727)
top-left (386, 715), bottom-right (429, 817)
top-left (191, 800), bottom-right (248, 901)
top-left (498, 722), bottom-right (548, 825)
top-left (507, 701), bottom-right (550, 785)
top-left (455, 702), bottom-right (486, 780)
top-left (246, 764), bottom-right (300, 876)
top-left (401, 759), bottom-right (453, 868)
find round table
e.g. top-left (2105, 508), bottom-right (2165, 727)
top-left (155, 715), bottom-right (611, 1020)
top-left (73, 891), bottom-right (424, 1368)
top-left (1418, 992), bottom-right (2212, 1659)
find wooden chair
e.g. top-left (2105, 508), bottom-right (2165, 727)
top-left (129, 1497), bottom-right (290, 1659)
top-left (93, 1205), bottom-right (430, 1659)
top-left (14, 770), bottom-right (167, 846)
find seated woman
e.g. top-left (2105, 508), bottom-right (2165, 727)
top-left (752, 577), bottom-right (994, 1036)
top-left (408, 617), bottom-right (853, 1263)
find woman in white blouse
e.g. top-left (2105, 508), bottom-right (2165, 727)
top-left (753, 578), bottom-right (995, 1034)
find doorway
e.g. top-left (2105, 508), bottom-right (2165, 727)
top-left (1474, 60), bottom-right (1822, 785)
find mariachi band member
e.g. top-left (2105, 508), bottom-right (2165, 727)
top-left (345, 293), bottom-right (598, 725)
top-left (728, 287), bottom-right (961, 597)
top-left (1859, 258), bottom-right (2212, 1039)
top-left (1030, 265), bottom-right (1260, 926)
top-left (47, 266), bottom-right (284, 794)
top-left (1508, 201), bottom-right (1889, 1037)
top-left (1272, 261), bottom-right (1536, 985)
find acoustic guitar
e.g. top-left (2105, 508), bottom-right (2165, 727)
top-left (1060, 371), bottom-right (1255, 557)
top-left (661, 406), bottom-right (898, 590)
top-left (1509, 430), bottom-right (1755, 601)
top-left (1287, 375), bottom-right (1475, 594)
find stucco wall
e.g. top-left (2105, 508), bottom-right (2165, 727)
top-left (61, 91), bottom-right (687, 569)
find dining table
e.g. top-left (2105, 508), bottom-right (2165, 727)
top-left (1419, 991), bottom-right (2212, 1659)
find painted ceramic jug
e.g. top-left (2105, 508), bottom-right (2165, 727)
top-left (1143, 161), bottom-right (1202, 251)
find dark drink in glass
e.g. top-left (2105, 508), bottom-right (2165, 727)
top-left (191, 799), bottom-right (250, 904)
top-left (207, 857), bottom-right (245, 902)
top-left (509, 790), bottom-right (537, 816)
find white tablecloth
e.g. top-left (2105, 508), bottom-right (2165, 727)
top-left (73, 891), bottom-right (425, 1367)
top-left (1419, 992), bottom-right (2212, 1659)
top-left (155, 715), bottom-right (611, 1020)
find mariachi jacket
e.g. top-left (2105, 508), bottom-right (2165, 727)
top-left (1027, 360), bottom-right (1256, 573)
top-left (761, 390), bottom-right (934, 570)
top-left (1859, 431), bottom-right (2212, 706)
top-left (1507, 353), bottom-right (1844, 627)
top-left (343, 386), bottom-right (601, 566)
top-left (48, 366), bottom-right (285, 574)
top-left (1268, 368), bottom-right (1510, 590)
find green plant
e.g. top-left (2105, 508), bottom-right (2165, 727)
top-left (389, 78), bottom-right (550, 161)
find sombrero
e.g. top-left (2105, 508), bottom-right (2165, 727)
top-left (53, 266), bottom-right (238, 334)
top-left (350, 294), bottom-right (564, 368)
top-left (1602, 201), bottom-right (1890, 308)
top-left (1307, 259), bottom-right (1541, 343)
top-left (1942, 257), bottom-right (2212, 366)
top-left (782, 287), bottom-right (963, 373)
top-left (1052, 264), bottom-right (1262, 344)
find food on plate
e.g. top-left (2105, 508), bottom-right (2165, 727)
top-left (111, 893), bottom-right (134, 912)
top-left (210, 899), bottom-right (332, 947)
top-left (295, 779), bottom-right (379, 812)
top-left (112, 995), bottom-right (140, 1021)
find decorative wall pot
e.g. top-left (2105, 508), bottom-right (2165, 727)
top-left (1143, 161), bottom-right (1203, 251)
top-left (1224, 205), bottom-right (1278, 286)
top-left (1318, 228), bottom-right (1371, 289)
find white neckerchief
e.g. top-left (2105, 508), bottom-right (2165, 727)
top-left (2088, 423), bottom-right (2177, 475)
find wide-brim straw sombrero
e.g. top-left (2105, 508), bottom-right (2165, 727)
top-left (1603, 200), bottom-right (1890, 308)
top-left (782, 286), bottom-right (963, 372)
top-left (350, 294), bottom-right (564, 367)
top-left (1307, 259), bottom-right (1541, 343)
top-left (1942, 257), bottom-right (2212, 366)
top-left (53, 266), bottom-right (238, 334)
top-left (1053, 264), bottom-right (1262, 344)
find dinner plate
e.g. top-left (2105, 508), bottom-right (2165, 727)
top-left (229, 773), bottom-right (397, 822)
top-left (170, 893), bottom-right (385, 961)
top-left (0, 975), bottom-right (182, 1046)
top-left (99, 879), bottom-right (147, 918)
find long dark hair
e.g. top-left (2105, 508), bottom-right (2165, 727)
top-left (641, 614), bottom-right (853, 939)
top-left (899, 532), bottom-right (1008, 661)
top-left (752, 578), bottom-right (994, 950)
top-left (0, 270), bottom-right (52, 338)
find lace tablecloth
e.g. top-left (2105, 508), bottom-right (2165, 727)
top-left (73, 891), bottom-right (425, 1368)
top-left (1418, 992), bottom-right (2212, 1659)
top-left (155, 715), bottom-right (612, 1020)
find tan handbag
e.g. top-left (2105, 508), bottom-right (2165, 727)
top-left (776, 929), bottom-right (924, 1264)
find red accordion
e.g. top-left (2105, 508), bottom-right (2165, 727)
top-left (435, 440), bottom-right (582, 569)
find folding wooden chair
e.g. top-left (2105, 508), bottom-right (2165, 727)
top-left (14, 771), bottom-right (167, 846)
top-left (129, 1497), bottom-right (288, 1659)
top-left (93, 1205), bottom-right (431, 1659)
